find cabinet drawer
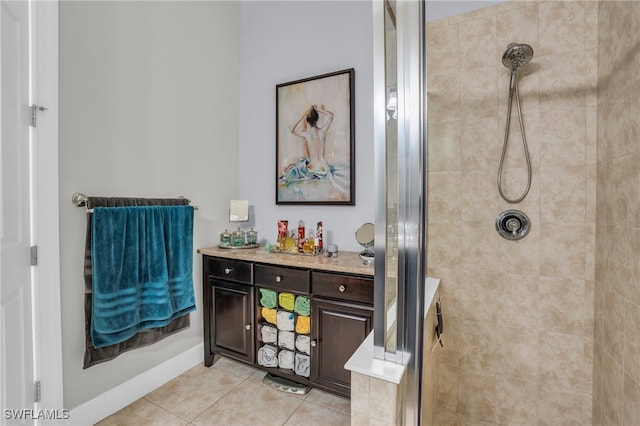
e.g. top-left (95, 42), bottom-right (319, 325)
top-left (208, 257), bottom-right (253, 284)
top-left (312, 272), bottom-right (373, 305)
top-left (255, 264), bottom-right (310, 293)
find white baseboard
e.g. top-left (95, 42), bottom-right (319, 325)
top-left (67, 343), bottom-right (203, 426)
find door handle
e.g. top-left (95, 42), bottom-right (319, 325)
top-left (29, 104), bottom-right (48, 127)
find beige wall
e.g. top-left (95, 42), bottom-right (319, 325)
top-left (422, 292), bottom-right (440, 426)
top-left (59, 1), bottom-right (240, 408)
top-left (593, 2), bottom-right (640, 425)
top-left (351, 372), bottom-right (405, 426)
top-left (426, 1), bottom-right (597, 424)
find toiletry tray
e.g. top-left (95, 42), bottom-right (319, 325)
top-left (218, 244), bottom-right (261, 250)
top-left (269, 249), bottom-right (323, 257)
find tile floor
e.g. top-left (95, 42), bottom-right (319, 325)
top-left (96, 356), bottom-right (351, 426)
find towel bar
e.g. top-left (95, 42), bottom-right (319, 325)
top-left (72, 192), bottom-right (199, 212)
top-left (71, 192), bottom-right (88, 207)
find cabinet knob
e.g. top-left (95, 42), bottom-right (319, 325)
top-left (245, 324), bottom-right (251, 330)
top-left (275, 275), bottom-right (283, 283)
top-left (224, 268), bottom-right (233, 274)
top-left (310, 340), bottom-right (317, 347)
top-left (338, 284), bottom-right (346, 292)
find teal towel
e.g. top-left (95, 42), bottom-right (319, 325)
top-left (259, 288), bottom-right (277, 308)
top-left (294, 295), bottom-right (310, 316)
top-left (90, 205), bottom-right (196, 348)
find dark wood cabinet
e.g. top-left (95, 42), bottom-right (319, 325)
top-left (201, 251), bottom-right (373, 397)
top-left (311, 298), bottom-right (373, 397)
top-left (255, 264), bottom-right (310, 293)
top-left (312, 271), bottom-right (374, 303)
top-left (203, 257), bottom-right (254, 366)
top-left (209, 279), bottom-right (254, 364)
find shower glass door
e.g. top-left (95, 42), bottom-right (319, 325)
top-left (373, 0), bottom-right (399, 360)
top-left (374, 0), bottom-right (426, 423)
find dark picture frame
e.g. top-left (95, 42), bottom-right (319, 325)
top-left (275, 68), bottom-right (355, 205)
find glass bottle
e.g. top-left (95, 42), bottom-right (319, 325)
top-left (297, 220), bottom-right (305, 253)
top-left (303, 231), bottom-right (315, 254)
top-left (278, 220), bottom-right (288, 241)
top-left (316, 221), bottom-right (323, 252)
top-left (284, 230), bottom-right (297, 253)
top-left (277, 220), bottom-right (288, 251)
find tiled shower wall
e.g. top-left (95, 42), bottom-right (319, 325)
top-left (426, 1), bottom-right (597, 424)
top-left (593, 1), bottom-right (640, 425)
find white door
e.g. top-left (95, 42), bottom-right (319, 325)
top-left (1, 0), bottom-right (35, 423)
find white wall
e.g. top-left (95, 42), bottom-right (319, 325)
top-left (237, 1), bottom-right (374, 253)
top-left (59, 0), bottom-right (240, 409)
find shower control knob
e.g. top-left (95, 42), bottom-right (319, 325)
top-left (496, 209), bottom-right (530, 241)
top-left (506, 218), bottom-right (521, 236)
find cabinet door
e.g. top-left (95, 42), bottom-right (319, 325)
top-left (210, 279), bottom-right (255, 364)
top-left (311, 298), bottom-right (373, 397)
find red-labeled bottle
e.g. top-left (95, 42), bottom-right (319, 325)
top-left (297, 220), bottom-right (305, 253)
top-left (316, 221), bottom-right (323, 252)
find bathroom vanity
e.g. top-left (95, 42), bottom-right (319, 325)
top-left (198, 246), bottom-right (374, 397)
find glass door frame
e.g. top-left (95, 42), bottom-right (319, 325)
top-left (373, 0), bottom-right (427, 424)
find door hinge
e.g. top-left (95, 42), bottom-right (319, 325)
top-left (34, 380), bottom-right (41, 403)
top-left (29, 104), bottom-right (48, 128)
top-left (30, 245), bottom-right (38, 266)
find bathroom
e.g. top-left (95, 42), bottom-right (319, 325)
top-left (2, 0), bottom-right (638, 425)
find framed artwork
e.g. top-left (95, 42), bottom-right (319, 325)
top-left (275, 68), bottom-right (355, 205)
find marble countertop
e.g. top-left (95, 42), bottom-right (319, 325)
top-left (197, 246), bottom-right (374, 276)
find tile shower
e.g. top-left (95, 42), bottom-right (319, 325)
top-left (425, 1), bottom-right (639, 424)
top-left (594, 1), bottom-right (640, 425)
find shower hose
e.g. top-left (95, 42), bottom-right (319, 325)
top-left (497, 74), bottom-right (532, 204)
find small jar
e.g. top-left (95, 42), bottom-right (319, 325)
top-left (246, 228), bottom-right (258, 245)
top-left (232, 227), bottom-right (246, 247)
top-left (219, 229), bottom-right (232, 246)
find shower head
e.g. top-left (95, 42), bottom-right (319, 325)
top-left (502, 43), bottom-right (534, 72)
